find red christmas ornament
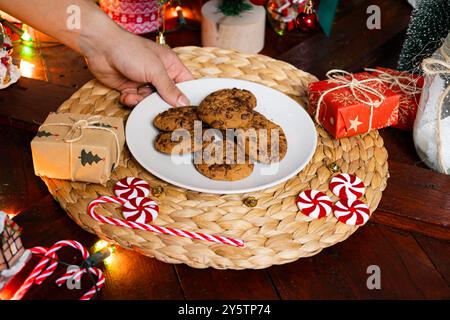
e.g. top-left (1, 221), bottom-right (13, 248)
top-left (295, 10), bottom-right (318, 32)
top-left (295, 0), bottom-right (318, 32)
top-left (249, 0), bottom-right (267, 5)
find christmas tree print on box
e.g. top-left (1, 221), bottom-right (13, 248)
top-left (79, 149), bottom-right (104, 166)
top-left (91, 123), bottom-right (118, 130)
top-left (36, 130), bottom-right (59, 138)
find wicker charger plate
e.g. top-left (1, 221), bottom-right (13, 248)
top-left (41, 46), bottom-right (389, 269)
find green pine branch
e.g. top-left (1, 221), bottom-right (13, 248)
top-left (397, 0), bottom-right (450, 73)
top-left (218, 0), bottom-right (252, 16)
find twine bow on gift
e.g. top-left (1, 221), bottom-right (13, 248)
top-left (364, 68), bottom-right (423, 96)
top-left (61, 116), bottom-right (105, 143)
top-left (39, 115), bottom-right (121, 181)
top-left (421, 43), bottom-right (450, 172)
top-left (315, 70), bottom-right (386, 134)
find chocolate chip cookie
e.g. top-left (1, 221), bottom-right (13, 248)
top-left (237, 111), bottom-right (288, 164)
top-left (198, 88), bottom-right (256, 129)
top-left (194, 140), bottom-right (254, 181)
top-left (153, 106), bottom-right (200, 131)
top-left (251, 111), bottom-right (278, 129)
top-left (154, 130), bottom-right (200, 155)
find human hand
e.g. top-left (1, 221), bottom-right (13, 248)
top-left (85, 30), bottom-right (193, 107)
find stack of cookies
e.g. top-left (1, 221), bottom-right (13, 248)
top-left (153, 106), bottom-right (202, 154)
top-left (152, 88), bottom-right (288, 181)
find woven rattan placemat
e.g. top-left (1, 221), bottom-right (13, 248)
top-left (41, 46), bottom-right (389, 269)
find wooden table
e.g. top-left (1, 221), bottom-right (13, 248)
top-left (0, 0), bottom-right (449, 300)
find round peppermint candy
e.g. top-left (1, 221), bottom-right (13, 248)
top-left (122, 197), bottom-right (159, 224)
top-left (333, 198), bottom-right (370, 226)
top-left (114, 177), bottom-right (151, 200)
top-left (329, 173), bottom-right (365, 200)
top-left (296, 189), bottom-right (333, 219)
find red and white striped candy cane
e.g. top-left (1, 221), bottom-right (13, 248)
top-left (11, 247), bottom-right (58, 300)
top-left (88, 196), bottom-right (244, 247)
top-left (79, 268), bottom-right (105, 300)
top-left (55, 267), bottom-right (105, 300)
top-left (11, 240), bottom-right (104, 300)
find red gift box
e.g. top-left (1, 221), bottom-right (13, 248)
top-left (369, 67), bottom-right (424, 130)
top-left (307, 71), bottom-right (400, 139)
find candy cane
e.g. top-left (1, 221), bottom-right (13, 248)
top-left (88, 196), bottom-right (244, 247)
top-left (11, 247), bottom-right (57, 300)
top-left (11, 240), bottom-right (104, 300)
top-left (55, 267), bottom-right (105, 300)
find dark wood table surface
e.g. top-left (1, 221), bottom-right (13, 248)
top-left (0, 0), bottom-right (449, 300)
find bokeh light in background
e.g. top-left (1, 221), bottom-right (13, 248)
top-left (19, 60), bottom-right (35, 78)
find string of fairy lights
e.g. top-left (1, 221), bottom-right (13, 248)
top-left (0, 0), bottom-right (197, 77)
top-left (0, 4), bottom-right (194, 292)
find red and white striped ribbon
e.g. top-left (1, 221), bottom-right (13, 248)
top-left (88, 196), bottom-right (245, 248)
top-left (11, 240), bottom-right (104, 300)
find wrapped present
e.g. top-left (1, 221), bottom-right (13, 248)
top-left (367, 67), bottom-right (424, 130)
top-left (99, 0), bottom-right (161, 34)
top-left (31, 113), bottom-right (125, 184)
top-left (308, 70), bottom-right (400, 138)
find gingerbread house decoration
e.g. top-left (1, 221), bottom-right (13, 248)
top-left (0, 211), bottom-right (30, 290)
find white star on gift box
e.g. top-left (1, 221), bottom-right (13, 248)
top-left (349, 116), bottom-right (363, 132)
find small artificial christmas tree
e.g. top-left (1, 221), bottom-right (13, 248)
top-left (218, 0), bottom-right (252, 16)
top-left (397, 0), bottom-right (450, 73)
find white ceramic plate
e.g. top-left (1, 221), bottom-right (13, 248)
top-left (126, 78), bottom-right (317, 194)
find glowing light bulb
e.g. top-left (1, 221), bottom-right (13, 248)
top-left (20, 46), bottom-right (33, 58)
top-left (92, 240), bottom-right (115, 267)
top-left (21, 31), bottom-right (32, 42)
top-left (103, 255), bottom-right (113, 266)
top-left (94, 240), bottom-right (109, 251)
top-left (19, 60), bottom-right (35, 78)
top-left (170, 7), bottom-right (179, 17)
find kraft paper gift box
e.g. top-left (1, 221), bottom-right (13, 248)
top-left (31, 113), bottom-right (125, 184)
